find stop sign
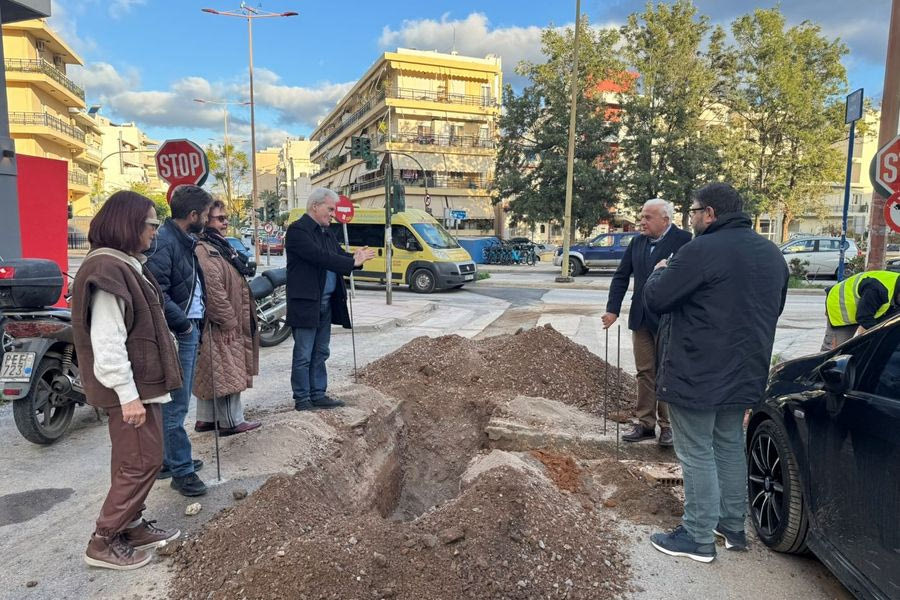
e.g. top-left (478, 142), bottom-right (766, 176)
top-left (155, 139), bottom-right (209, 202)
top-left (875, 134), bottom-right (900, 196)
top-left (334, 195), bottom-right (355, 224)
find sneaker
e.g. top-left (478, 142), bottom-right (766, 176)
top-left (156, 459), bottom-right (203, 480)
top-left (294, 399), bottom-right (314, 411)
top-left (650, 525), bottom-right (716, 563)
top-left (622, 424), bottom-right (656, 443)
top-left (310, 395), bottom-right (345, 409)
top-left (84, 533), bottom-right (152, 570)
top-left (170, 472), bottom-right (208, 497)
top-left (658, 427), bottom-right (674, 447)
top-left (713, 523), bottom-right (748, 551)
top-left (218, 421), bottom-right (262, 437)
top-left (122, 519), bottom-right (181, 551)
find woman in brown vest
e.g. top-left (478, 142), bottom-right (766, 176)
top-left (71, 191), bottom-right (184, 570)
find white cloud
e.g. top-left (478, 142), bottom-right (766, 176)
top-left (108, 0), bottom-right (147, 19)
top-left (252, 68), bottom-right (355, 128)
top-left (378, 13), bottom-right (548, 85)
top-left (46, 0), bottom-right (97, 55)
top-left (69, 62), bottom-right (140, 98)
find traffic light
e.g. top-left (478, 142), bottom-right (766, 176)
top-left (350, 136), bottom-right (373, 160)
top-left (391, 182), bottom-right (406, 213)
top-left (67, 204), bottom-right (73, 219)
top-left (366, 154), bottom-right (379, 170)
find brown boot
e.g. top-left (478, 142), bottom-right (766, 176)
top-left (84, 532), bottom-right (152, 570)
top-left (122, 519), bottom-right (181, 551)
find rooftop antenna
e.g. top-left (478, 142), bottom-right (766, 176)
top-left (451, 26), bottom-right (458, 55)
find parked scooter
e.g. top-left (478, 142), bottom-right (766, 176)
top-left (250, 267), bottom-right (291, 347)
top-left (0, 259), bottom-right (85, 445)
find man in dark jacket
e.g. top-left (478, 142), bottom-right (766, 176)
top-left (286, 188), bottom-right (375, 411)
top-left (643, 183), bottom-right (788, 563)
top-left (144, 185), bottom-right (212, 497)
top-left (603, 199), bottom-right (692, 447)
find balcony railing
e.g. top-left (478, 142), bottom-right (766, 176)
top-left (388, 87), bottom-right (497, 108)
top-left (313, 90), bottom-right (387, 153)
top-left (348, 174), bottom-right (493, 195)
top-left (382, 132), bottom-right (495, 149)
top-left (68, 169), bottom-right (89, 186)
top-left (4, 58), bottom-right (85, 100)
top-left (9, 111), bottom-right (86, 143)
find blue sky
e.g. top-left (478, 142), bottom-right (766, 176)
top-left (49, 0), bottom-right (893, 150)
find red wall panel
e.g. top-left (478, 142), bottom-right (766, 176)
top-left (16, 155), bottom-right (69, 305)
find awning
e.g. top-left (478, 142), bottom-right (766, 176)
top-left (440, 154), bottom-right (494, 174)
top-left (389, 61), bottom-right (491, 81)
top-left (444, 195), bottom-right (495, 220)
top-left (389, 153), bottom-right (445, 172)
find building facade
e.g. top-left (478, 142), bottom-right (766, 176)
top-left (97, 115), bottom-right (164, 196)
top-left (310, 48), bottom-right (502, 235)
top-left (277, 137), bottom-right (317, 212)
top-left (2, 18), bottom-right (93, 216)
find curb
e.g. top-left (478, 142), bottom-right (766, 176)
top-left (336, 302), bottom-right (438, 334)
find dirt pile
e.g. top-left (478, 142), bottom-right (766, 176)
top-left (171, 465), bottom-right (631, 600)
top-left (360, 324), bottom-right (637, 418)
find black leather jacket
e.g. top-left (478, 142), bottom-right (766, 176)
top-left (144, 219), bottom-right (206, 334)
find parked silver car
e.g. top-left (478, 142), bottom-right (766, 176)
top-left (779, 236), bottom-right (858, 279)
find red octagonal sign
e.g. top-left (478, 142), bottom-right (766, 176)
top-left (875, 134), bottom-right (900, 196)
top-left (155, 139), bottom-right (210, 203)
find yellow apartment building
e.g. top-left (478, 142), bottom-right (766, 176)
top-left (2, 18), bottom-right (94, 216)
top-left (277, 137), bottom-right (317, 212)
top-left (97, 115), bottom-right (164, 196)
top-left (310, 48), bottom-right (502, 236)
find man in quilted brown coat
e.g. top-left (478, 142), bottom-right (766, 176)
top-left (192, 200), bottom-right (262, 436)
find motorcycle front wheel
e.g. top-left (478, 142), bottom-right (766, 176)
top-left (258, 286), bottom-right (292, 347)
top-left (12, 357), bottom-right (76, 445)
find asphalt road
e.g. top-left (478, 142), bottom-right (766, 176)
top-left (0, 280), bottom-right (847, 599)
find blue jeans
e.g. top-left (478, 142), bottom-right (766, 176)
top-left (291, 303), bottom-right (332, 404)
top-left (162, 320), bottom-right (201, 478)
top-left (668, 404), bottom-right (747, 544)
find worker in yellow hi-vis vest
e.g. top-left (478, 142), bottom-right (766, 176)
top-left (822, 270), bottom-right (900, 351)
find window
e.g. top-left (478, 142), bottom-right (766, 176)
top-left (590, 235), bottom-right (613, 248)
top-left (332, 223), bottom-right (384, 248)
top-left (392, 225), bottom-right (419, 251)
top-left (869, 337), bottom-right (900, 398)
top-left (783, 240), bottom-right (815, 253)
top-left (619, 234), bottom-right (637, 247)
top-left (411, 222), bottom-right (460, 249)
top-left (818, 239), bottom-right (840, 251)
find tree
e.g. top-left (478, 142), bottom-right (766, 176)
top-left (493, 21), bottom-right (623, 237)
top-left (617, 0), bottom-right (731, 227)
top-left (724, 8), bottom-right (847, 241)
top-left (129, 182), bottom-right (169, 219)
top-left (205, 143), bottom-right (249, 219)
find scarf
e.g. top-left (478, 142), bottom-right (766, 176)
top-left (199, 227), bottom-right (255, 277)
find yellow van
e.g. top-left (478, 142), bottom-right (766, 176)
top-left (331, 208), bottom-right (477, 294)
top-left (317, 208), bottom-right (477, 293)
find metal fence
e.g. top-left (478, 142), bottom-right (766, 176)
top-left (4, 58), bottom-right (86, 100)
top-left (9, 111), bottom-right (86, 142)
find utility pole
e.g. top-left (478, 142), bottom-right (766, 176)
top-left (384, 155), bottom-right (393, 305)
top-left (555, 0), bottom-right (581, 283)
top-left (866, 0), bottom-right (900, 270)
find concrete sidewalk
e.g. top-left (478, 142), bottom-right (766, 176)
top-left (342, 290), bottom-right (436, 332)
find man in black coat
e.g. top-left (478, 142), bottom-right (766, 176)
top-left (603, 199), bottom-right (692, 447)
top-left (144, 185), bottom-right (212, 497)
top-left (643, 183), bottom-right (788, 563)
top-left (285, 188), bottom-right (375, 412)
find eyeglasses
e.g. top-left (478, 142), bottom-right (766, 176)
top-left (688, 206), bottom-right (707, 213)
top-left (211, 215), bottom-right (228, 223)
top-left (145, 218), bottom-right (161, 230)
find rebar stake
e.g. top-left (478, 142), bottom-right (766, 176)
top-left (616, 324), bottom-right (621, 461)
top-left (603, 326), bottom-right (609, 434)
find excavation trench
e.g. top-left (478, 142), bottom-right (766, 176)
top-left (170, 327), bottom-right (658, 600)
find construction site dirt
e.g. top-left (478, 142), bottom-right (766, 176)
top-left (168, 326), bottom-right (685, 599)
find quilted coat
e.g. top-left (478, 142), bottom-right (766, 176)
top-left (192, 240), bottom-right (259, 401)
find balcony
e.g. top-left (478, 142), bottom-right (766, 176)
top-left (68, 168), bottom-right (89, 190)
top-left (348, 173), bottom-right (492, 195)
top-left (4, 58), bottom-right (85, 103)
top-left (313, 90), bottom-right (387, 154)
top-left (9, 111), bottom-right (86, 148)
top-left (387, 87), bottom-right (497, 109)
top-left (381, 132), bottom-right (495, 150)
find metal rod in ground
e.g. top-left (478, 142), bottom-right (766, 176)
top-left (603, 326), bottom-right (609, 434)
top-left (348, 291), bottom-right (359, 383)
top-left (206, 321), bottom-right (222, 482)
top-left (616, 324), bottom-right (621, 460)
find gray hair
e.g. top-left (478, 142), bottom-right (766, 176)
top-left (307, 187), bottom-right (338, 211)
top-left (643, 198), bottom-right (674, 221)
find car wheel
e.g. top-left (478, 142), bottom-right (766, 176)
top-left (410, 268), bottom-right (436, 293)
top-left (748, 419), bottom-right (809, 553)
top-left (567, 258), bottom-right (584, 277)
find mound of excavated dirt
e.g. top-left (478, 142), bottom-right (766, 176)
top-left (360, 324), bottom-right (637, 418)
top-left (171, 465), bottom-right (632, 600)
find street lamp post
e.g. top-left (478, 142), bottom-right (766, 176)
top-left (202, 3), bottom-right (298, 263)
top-left (193, 98), bottom-right (250, 219)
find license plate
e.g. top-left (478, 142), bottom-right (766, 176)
top-left (0, 351), bottom-right (36, 383)
top-left (464, 274), bottom-right (475, 281)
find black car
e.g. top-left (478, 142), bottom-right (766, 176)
top-left (747, 317), bottom-right (900, 600)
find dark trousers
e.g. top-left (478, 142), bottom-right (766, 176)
top-left (291, 303), bottom-right (332, 403)
top-left (94, 403), bottom-right (163, 536)
top-left (633, 327), bottom-right (669, 430)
